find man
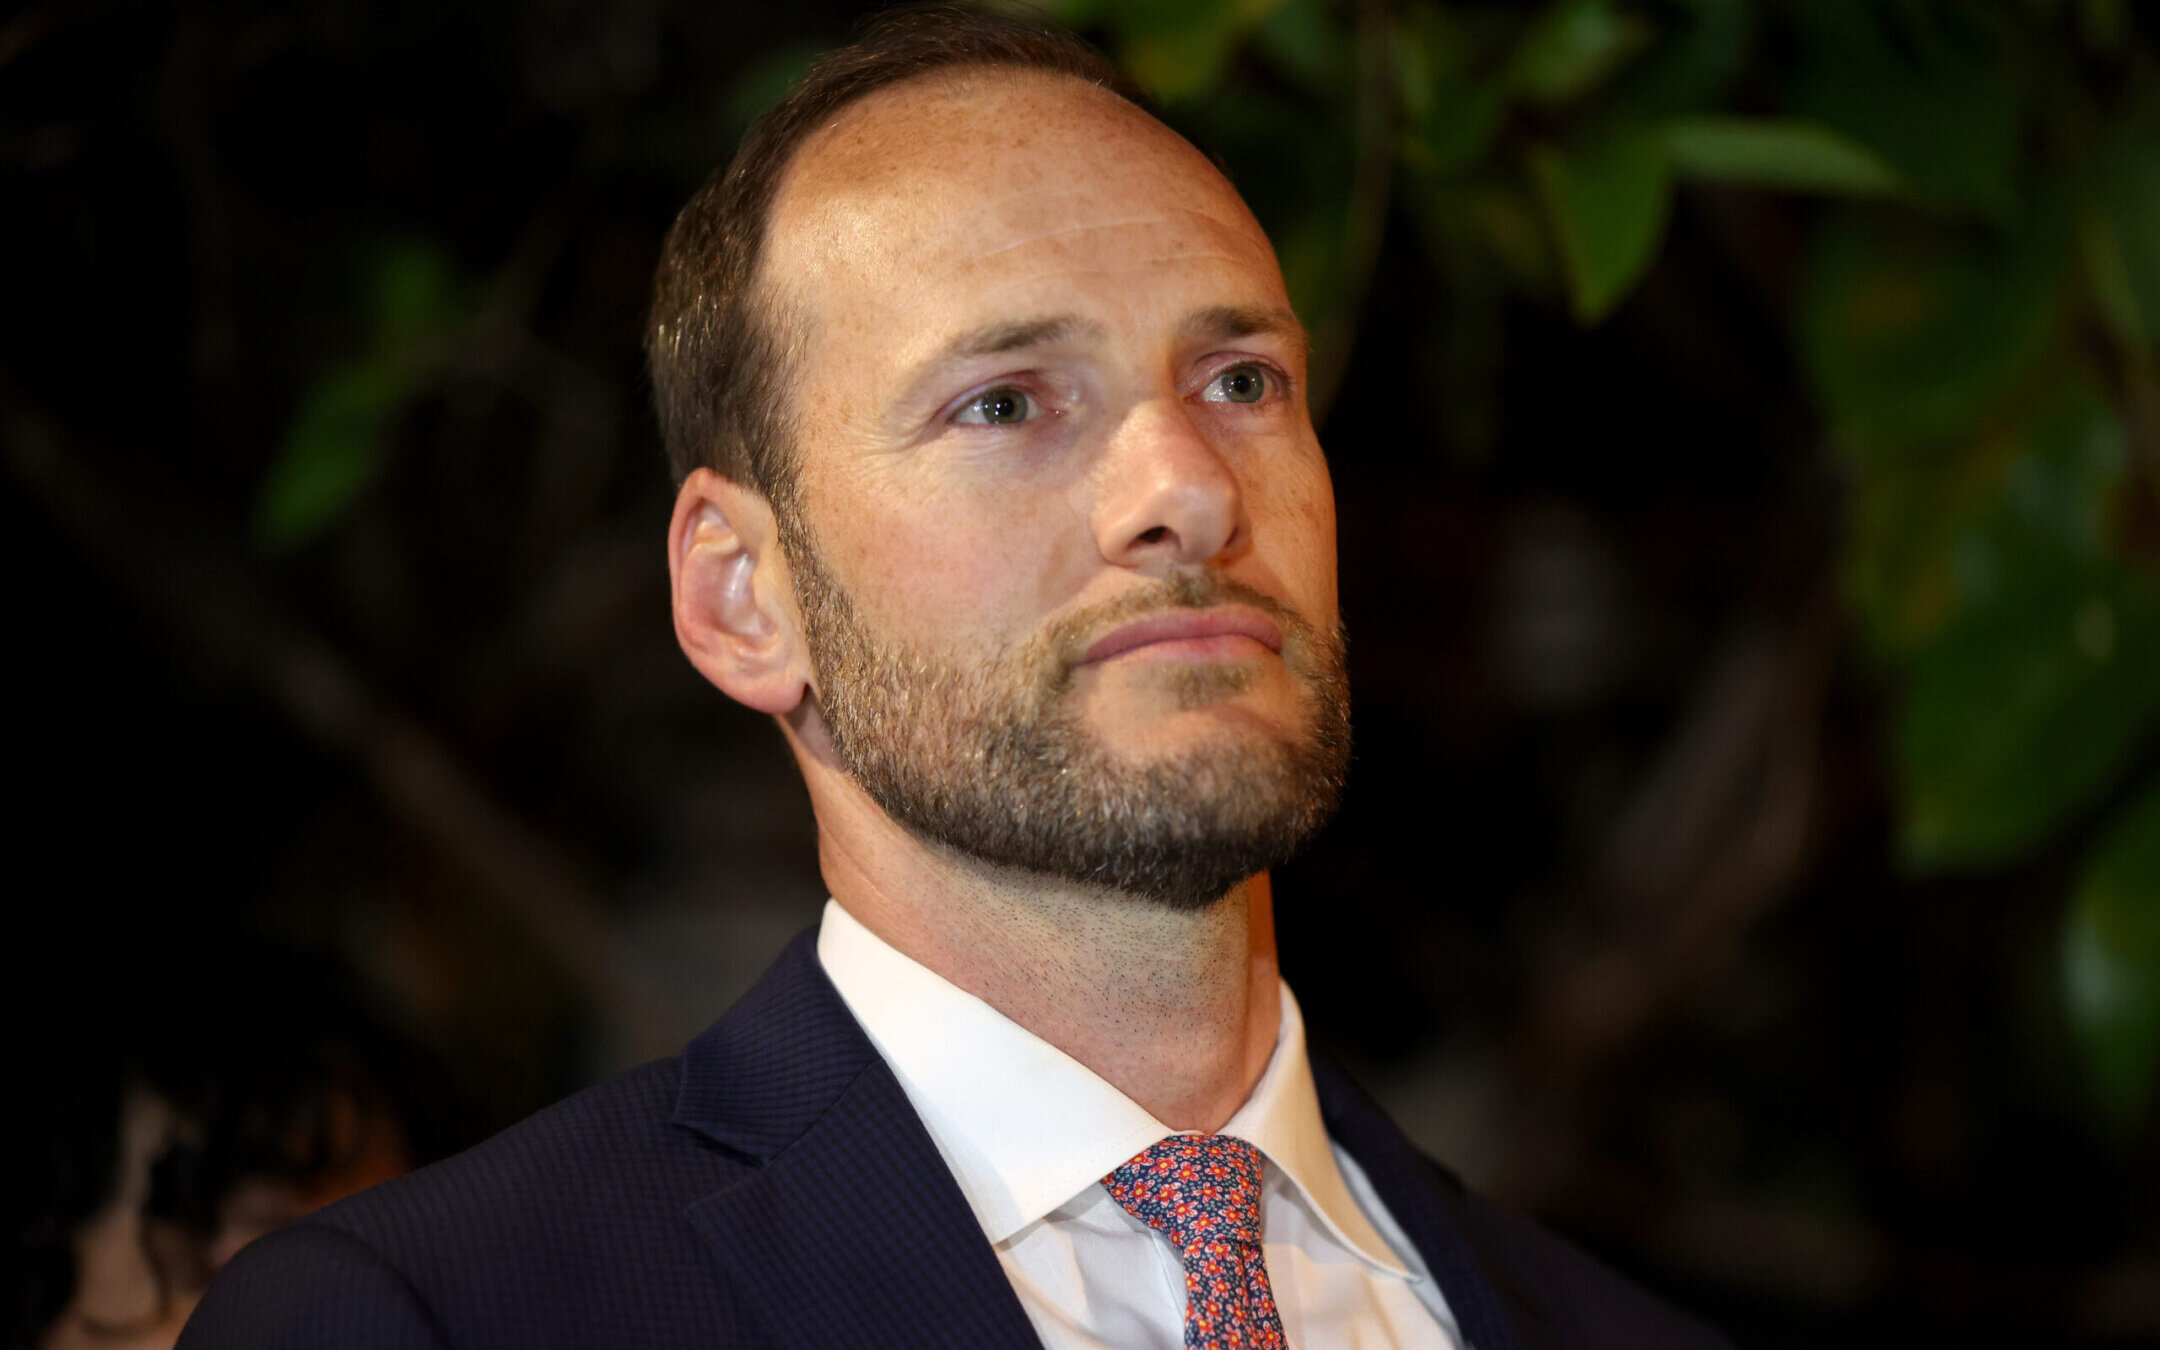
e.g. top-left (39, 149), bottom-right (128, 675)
top-left (181, 9), bottom-right (1728, 1348)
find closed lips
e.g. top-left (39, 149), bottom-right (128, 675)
top-left (1081, 609), bottom-right (1285, 664)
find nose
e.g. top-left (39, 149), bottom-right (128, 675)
top-left (1092, 399), bottom-right (1247, 568)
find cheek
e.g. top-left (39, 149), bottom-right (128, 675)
top-left (805, 470), bottom-right (1089, 641)
top-left (1250, 448), bottom-right (1339, 606)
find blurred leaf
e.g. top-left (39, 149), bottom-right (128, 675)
top-left (255, 362), bottom-right (407, 553)
top-left (1253, 0), bottom-right (1349, 95)
top-left (2074, 0), bottom-right (2130, 54)
top-left (1394, 0), bottom-right (1476, 80)
top-left (1507, 0), bottom-right (1654, 106)
top-left (1402, 77), bottom-right (1504, 181)
top-left (1530, 123), bottom-right (1672, 323)
top-left (1611, 0), bottom-right (1751, 117)
top-left (2082, 197), bottom-right (2151, 359)
top-left (1113, 0), bottom-right (1290, 105)
top-left (1429, 179), bottom-right (1559, 295)
top-left (1782, 0), bottom-right (2023, 219)
top-left (1895, 541), bottom-right (2160, 873)
top-left (2087, 133), bottom-right (2160, 357)
top-left (258, 240), bottom-right (472, 553)
top-left (1886, 389), bottom-right (2145, 851)
top-left (1800, 203), bottom-right (2066, 457)
top-left (1845, 383), bottom-right (2127, 656)
top-left (2064, 781), bottom-right (2160, 1124)
top-left (1395, 3), bottom-right (1503, 180)
top-left (1982, 389), bottom-right (2130, 565)
top-left (1841, 436), bottom-right (2009, 658)
top-left (1392, 0), bottom-right (1523, 84)
top-left (1664, 117), bottom-right (1903, 196)
top-left (368, 239), bottom-right (463, 350)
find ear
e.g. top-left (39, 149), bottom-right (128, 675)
top-left (669, 468), bottom-right (812, 716)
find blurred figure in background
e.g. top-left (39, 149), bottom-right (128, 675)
top-left (15, 929), bottom-right (436, 1350)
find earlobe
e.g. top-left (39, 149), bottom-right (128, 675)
top-left (669, 469), bottom-right (811, 716)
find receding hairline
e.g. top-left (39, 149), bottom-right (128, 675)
top-left (751, 63), bottom-right (1262, 331)
top-left (762, 63), bottom-right (1205, 257)
top-left (799, 60), bottom-right (1154, 145)
top-left (738, 63), bottom-right (1259, 454)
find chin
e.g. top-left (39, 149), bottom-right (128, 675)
top-left (1091, 662), bottom-right (1303, 730)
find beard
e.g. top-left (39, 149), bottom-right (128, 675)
top-left (787, 532), bottom-right (1352, 911)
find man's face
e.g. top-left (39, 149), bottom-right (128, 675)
top-left (762, 70), bottom-right (1347, 907)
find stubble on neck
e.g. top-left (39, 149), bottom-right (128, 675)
top-left (816, 816), bottom-right (1285, 1131)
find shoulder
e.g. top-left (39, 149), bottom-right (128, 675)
top-left (181, 1057), bottom-right (762, 1350)
top-left (314, 1055), bottom-right (725, 1248)
top-left (310, 1055), bottom-right (710, 1243)
top-left (178, 930), bottom-right (913, 1350)
top-left (178, 1220), bottom-right (447, 1350)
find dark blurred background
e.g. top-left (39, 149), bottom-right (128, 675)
top-left (9, 1), bottom-right (2159, 1346)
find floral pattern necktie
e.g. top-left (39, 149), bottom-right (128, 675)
top-left (1103, 1133), bottom-right (1288, 1350)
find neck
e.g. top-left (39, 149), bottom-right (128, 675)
top-left (809, 770), bottom-right (1281, 1132)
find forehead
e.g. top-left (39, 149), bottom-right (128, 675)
top-left (759, 68), bottom-right (1287, 347)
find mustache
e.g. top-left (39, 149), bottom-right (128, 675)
top-left (1045, 568), bottom-right (1318, 667)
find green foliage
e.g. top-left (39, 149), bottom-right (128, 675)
top-left (2065, 783), bottom-right (2160, 1125)
top-left (1530, 124), bottom-right (1671, 323)
top-left (2087, 132), bottom-right (2160, 356)
top-left (1109, 0), bottom-right (1294, 104)
top-left (1507, 0), bottom-right (1654, 106)
top-left (256, 363), bottom-right (408, 554)
top-left (1885, 383), bottom-right (2160, 870)
top-left (1892, 388), bottom-right (2160, 868)
top-left (256, 240), bottom-right (472, 552)
top-left (1895, 547), bottom-right (2160, 871)
top-left (1609, 0), bottom-right (1750, 118)
top-left (1800, 204), bottom-right (2067, 462)
top-left (1663, 117), bottom-right (1902, 196)
top-left (1255, 0), bottom-right (1353, 94)
top-left (1781, 2), bottom-right (2025, 220)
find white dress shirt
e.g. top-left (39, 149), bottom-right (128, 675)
top-left (816, 900), bottom-right (1464, 1350)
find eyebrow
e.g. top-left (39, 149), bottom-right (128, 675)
top-left (891, 316), bottom-right (1104, 421)
top-left (933, 305), bottom-right (1306, 368)
top-left (940, 315), bottom-right (1106, 364)
top-left (1179, 304), bottom-right (1311, 360)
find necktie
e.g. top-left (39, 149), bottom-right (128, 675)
top-left (1103, 1134), bottom-right (1288, 1350)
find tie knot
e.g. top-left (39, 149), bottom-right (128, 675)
top-left (1103, 1133), bottom-right (1267, 1251)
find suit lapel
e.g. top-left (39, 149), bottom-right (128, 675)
top-left (672, 930), bottom-right (1043, 1350)
top-left (1312, 1056), bottom-right (1556, 1350)
top-left (670, 930), bottom-right (1559, 1350)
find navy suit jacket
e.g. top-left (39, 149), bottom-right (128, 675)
top-left (180, 930), bottom-right (1730, 1349)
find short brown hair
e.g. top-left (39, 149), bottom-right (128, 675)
top-left (645, 5), bottom-right (1145, 507)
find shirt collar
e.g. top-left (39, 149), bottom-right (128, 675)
top-left (815, 899), bottom-right (1412, 1277)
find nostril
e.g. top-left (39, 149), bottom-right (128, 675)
top-left (1136, 526), bottom-right (1170, 546)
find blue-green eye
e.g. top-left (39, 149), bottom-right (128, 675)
top-left (1205, 365), bottom-right (1271, 404)
top-left (956, 386), bottom-right (1036, 424)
